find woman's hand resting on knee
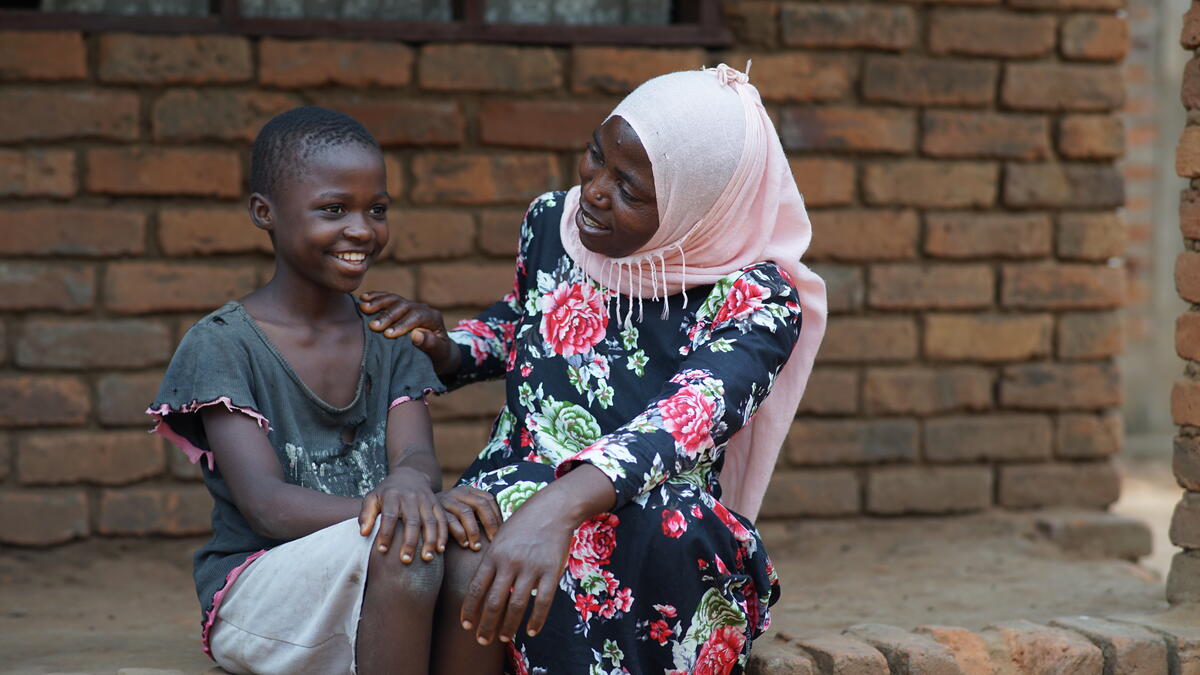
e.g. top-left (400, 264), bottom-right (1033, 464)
top-left (359, 291), bottom-right (461, 376)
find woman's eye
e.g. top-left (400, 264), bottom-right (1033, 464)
top-left (587, 144), bottom-right (602, 163)
top-left (619, 185), bottom-right (638, 203)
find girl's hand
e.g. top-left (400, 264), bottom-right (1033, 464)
top-left (358, 467), bottom-right (448, 563)
top-left (437, 485), bottom-right (503, 552)
top-left (358, 291), bottom-right (460, 376)
top-left (460, 497), bottom-right (574, 645)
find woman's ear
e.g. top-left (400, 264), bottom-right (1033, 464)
top-left (248, 193), bottom-right (274, 232)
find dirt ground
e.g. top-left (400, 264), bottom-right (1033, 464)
top-left (0, 460), bottom-right (1181, 675)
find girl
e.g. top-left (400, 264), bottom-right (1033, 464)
top-left (147, 107), bottom-right (499, 675)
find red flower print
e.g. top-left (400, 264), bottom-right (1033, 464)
top-left (694, 625), bottom-right (746, 675)
top-left (574, 593), bottom-right (601, 623)
top-left (599, 599), bottom-right (617, 619)
top-left (601, 569), bottom-right (619, 594)
top-left (714, 555), bottom-right (730, 575)
top-left (743, 585), bottom-right (760, 631)
top-left (539, 282), bottom-right (608, 356)
top-left (508, 643), bottom-right (529, 675)
top-left (653, 603), bottom-right (677, 618)
top-left (711, 501), bottom-right (753, 543)
top-left (614, 587), bottom-right (633, 613)
top-left (691, 505), bottom-right (704, 518)
top-left (649, 619), bottom-right (673, 645)
top-left (657, 385), bottom-right (716, 457)
top-left (713, 277), bottom-right (768, 325)
top-left (661, 509), bottom-right (687, 539)
top-left (520, 364), bottom-right (532, 377)
top-left (568, 513), bottom-right (619, 578)
top-left (455, 319), bottom-right (497, 366)
top-left (506, 347), bottom-right (518, 372)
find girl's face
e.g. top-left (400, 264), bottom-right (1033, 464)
top-left (576, 116), bottom-right (660, 259)
top-left (254, 143), bottom-right (389, 295)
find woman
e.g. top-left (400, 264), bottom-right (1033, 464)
top-left (363, 64), bottom-right (826, 674)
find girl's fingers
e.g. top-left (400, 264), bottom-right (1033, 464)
top-left (357, 495), bottom-right (380, 536)
top-left (461, 559), bottom-right (496, 632)
top-left (398, 496), bottom-right (422, 563)
top-left (435, 504), bottom-right (448, 554)
top-left (524, 575), bottom-right (557, 637)
top-left (498, 575), bottom-right (537, 643)
top-left (374, 510), bottom-right (400, 554)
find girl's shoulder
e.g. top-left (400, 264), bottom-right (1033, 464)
top-left (170, 302), bottom-right (261, 365)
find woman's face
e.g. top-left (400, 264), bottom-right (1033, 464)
top-left (575, 116), bottom-right (660, 259)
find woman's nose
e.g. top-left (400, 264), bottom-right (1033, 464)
top-left (584, 175), bottom-right (612, 208)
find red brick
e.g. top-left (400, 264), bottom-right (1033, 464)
top-left (389, 210), bottom-right (475, 261)
top-left (97, 373), bottom-right (163, 427)
top-left (0, 207), bottom-right (145, 257)
top-left (1002, 63), bottom-right (1124, 111)
top-left (864, 366), bottom-right (993, 414)
top-left (789, 159), bottom-right (855, 207)
top-left (780, 4), bottom-right (917, 50)
top-left (786, 418), bottom-right (918, 465)
top-left (792, 634), bottom-right (890, 673)
top-left (411, 153), bottom-right (559, 205)
top-left (1167, 551), bottom-right (1200, 604)
top-left (430, 379), bottom-right (506, 421)
top-left (727, 52), bottom-right (855, 102)
top-left (1001, 363), bottom-right (1121, 410)
top-left (863, 56), bottom-right (997, 106)
top-left (0, 31), bottom-right (86, 81)
top-left (159, 207), bottom-right (270, 257)
top-left (928, 9), bottom-right (1057, 58)
top-left (480, 100), bottom-right (611, 150)
top-left (0, 433), bottom-right (8, 480)
top-left (17, 430), bottom-right (164, 486)
top-left (169, 446), bottom-right (203, 481)
top-left (16, 319), bottom-right (170, 370)
top-left (1180, 189), bottom-right (1200, 240)
top-left (925, 415), bottom-right (1053, 462)
top-left (781, 107), bottom-right (915, 154)
top-left (105, 262), bottom-right (258, 315)
top-left (1057, 412), bottom-right (1122, 458)
top-left (864, 161), bottom-right (997, 208)
top-left (1174, 434), bottom-right (1200, 491)
top-left (1059, 115), bottom-right (1124, 159)
top-left (86, 148), bottom-right (241, 198)
top-left (1183, 58), bottom-right (1200, 110)
top-left (384, 154), bottom-right (405, 201)
top-left (0, 263), bottom-right (94, 311)
top-left (0, 376), bottom-right (90, 427)
top-left (1003, 264), bottom-right (1124, 309)
top-left (1178, 312), bottom-right (1200, 361)
top-left (921, 111), bottom-right (1050, 160)
top-left (1173, 380), bottom-right (1200, 426)
top-left (571, 47), bottom-right (703, 94)
top-left (722, 1), bottom-right (779, 48)
top-left (796, 367), bottom-right (859, 415)
top-left (869, 264), bottom-right (994, 309)
top-left (479, 208), bottom-right (525, 257)
top-left (981, 621), bottom-right (1105, 673)
top-left (0, 88), bottom-right (139, 142)
top-left (1004, 163), bottom-right (1124, 209)
top-left (419, 263), bottom-right (514, 307)
top-left (1058, 311), bottom-right (1123, 359)
top-left (152, 89), bottom-right (300, 143)
top-left (97, 484), bottom-right (212, 535)
top-left (260, 38), bottom-right (413, 88)
top-left (1178, 127), bottom-right (1200, 178)
top-left (98, 33), bottom-right (251, 84)
top-left (808, 209), bottom-right (918, 261)
top-left (1057, 212), bottom-right (1125, 260)
top-left (1009, 0), bottom-right (1122, 8)
top-left (1177, 252), bottom-right (1200, 304)
top-left (1185, 3), bottom-right (1200, 49)
top-left (867, 466), bottom-right (993, 514)
top-left (818, 317), bottom-right (917, 362)
top-left (913, 626), bottom-right (996, 675)
top-left (0, 489), bottom-right (88, 545)
top-left (421, 44), bottom-right (561, 92)
top-left (812, 263), bottom-right (864, 313)
top-left (315, 95), bottom-right (465, 147)
top-left (359, 264), bottom-right (416, 300)
top-left (844, 624), bottom-right (964, 673)
top-left (1061, 14), bottom-right (1129, 61)
top-left (926, 212), bottom-right (1052, 258)
top-left (760, 470), bottom-right (860, 518)
top-left (433, 421), bottom-right (492, 473)
top-left (1050, 616), bottom-right (1170, 674)
top-left (0, 149), bottom-right (76, 197)
top-left (925, 314), bottom-right (1053, 361)
top-left (997, 462), bottom-right (1120, 508)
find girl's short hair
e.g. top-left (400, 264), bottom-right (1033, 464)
top-left (250, 106), bottom-right (380, 198)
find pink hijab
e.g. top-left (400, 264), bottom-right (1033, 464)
top-left (559, 64), bottom-right (828, 521)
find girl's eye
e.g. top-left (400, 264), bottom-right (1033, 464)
top-left (369, 205), bottom-right (387, 217)
top-left (322, 204), bottom-right (345, 215)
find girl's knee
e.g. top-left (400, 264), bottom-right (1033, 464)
top-left (367, 545), bottom-right (444, 605)
top-left (441, 541), bottom-right (487, 601)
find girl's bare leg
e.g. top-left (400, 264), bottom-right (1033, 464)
top-left (432, 542), bottom-right (506, 675)
top-left (357, 543), bottom-right (444, 675)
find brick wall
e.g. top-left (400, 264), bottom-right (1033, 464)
top-left (0, 2), bottom-right (1130, 545)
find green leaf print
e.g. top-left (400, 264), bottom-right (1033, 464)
top-left (602, 639), bottom-right (624, 665)
top-left (707, 338), bottom-right (735, 353)
top-left (620, 325), bottom-right (640, 350)
top-left (479, 407), bottom-right (517, 460)
top-left (696, 276), bottom-right (735, 322)
top-left (530, 399), bottom-right (603, 464)
top-left (626, 350), bottom-right (648, 377)
top-left (595, 381), bottom-right (615, 409)
top-left (495, 480), bottom-right (547, 519)
top-left (677, 588), bottom-right (748, 659)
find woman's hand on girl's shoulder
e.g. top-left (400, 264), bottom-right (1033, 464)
top-left (358, 291), bottom-right (459, 375)
top-left (358, 467), bottom-right (448, 564)
top-left (436, 485), bottom-right (502, 551)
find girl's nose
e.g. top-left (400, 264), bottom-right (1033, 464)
top-left (342, 215), bottom-right (374, 240)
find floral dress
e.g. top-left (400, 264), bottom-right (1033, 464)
top-left (448, 192), bottom-right (802, 675)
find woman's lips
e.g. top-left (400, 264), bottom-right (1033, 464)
top-left (576, 207), bottom-right (610, 236)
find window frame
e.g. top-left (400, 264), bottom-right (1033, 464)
top-left (0, 0), bottom-right (732, 46)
